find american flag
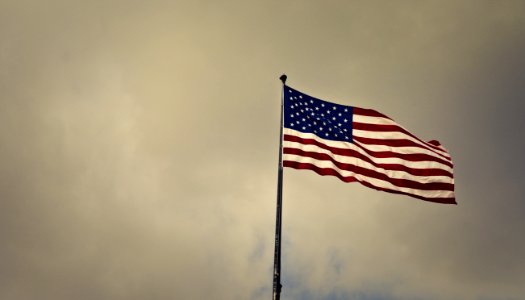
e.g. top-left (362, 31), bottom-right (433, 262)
top-left (282, 86), bottom-right (456, 204)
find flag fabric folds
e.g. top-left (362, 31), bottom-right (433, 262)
top-left (282, 86), bottom-right (456, 204)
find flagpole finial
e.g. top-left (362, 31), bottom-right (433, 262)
top-left (279, 74), bottom-right (287, 85)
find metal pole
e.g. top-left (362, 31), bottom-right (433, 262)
top-left (273, 74), bottom-right (287, 300)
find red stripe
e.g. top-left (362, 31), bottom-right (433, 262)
top-left (284, 147), bottom-right (453, 178)
top-left (352, 136), bottom-right (451, 161)
top-left (284, 148), bottom-right (454, 191)
top-left (284, 134), bottom-right (453, 169)
top-left (353, 107), bottom-right (392, 120)
top-left (353, 122), bottom-right (449, 155)
top-left (283, 161), bottom-right (457, 204)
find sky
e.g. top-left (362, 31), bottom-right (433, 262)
top-left (1, 1), bottom-right (525, 299)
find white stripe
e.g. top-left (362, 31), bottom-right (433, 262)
top-left (283, 153), bottom-right (455, 199)
top-left (352, 114), bottom-right (451, 158)
top-left (353, 114), bottom-right (393, 125)
top-left (353, 128), bottom-right (451, 159)
top-left (284, 140), bottom-right (453, 183)
top-left (284, 128), bottom-right (453, 171)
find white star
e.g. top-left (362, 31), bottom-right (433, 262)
top-left (333, 107), bottom-right (336, 110)
top-left (344, 119), bottom-right (348, 122)
top-left (327, 110), bottom-right (331, 114)
top-left (320, 127), bottom-right (323, 131)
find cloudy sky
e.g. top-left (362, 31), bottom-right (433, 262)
top-left (1, 1), bottom-right (525, 299)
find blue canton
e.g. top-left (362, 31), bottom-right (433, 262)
top-left (283, 86), bottom-right (353, 142)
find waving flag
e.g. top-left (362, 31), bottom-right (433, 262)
top-left (282, 86), bottom-right (456, 204)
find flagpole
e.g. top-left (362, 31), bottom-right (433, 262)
top-left (272, 74), bottom-right (287, 300)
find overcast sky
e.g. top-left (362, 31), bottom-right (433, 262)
top-left (1, 1), bottom-right (525, 299)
